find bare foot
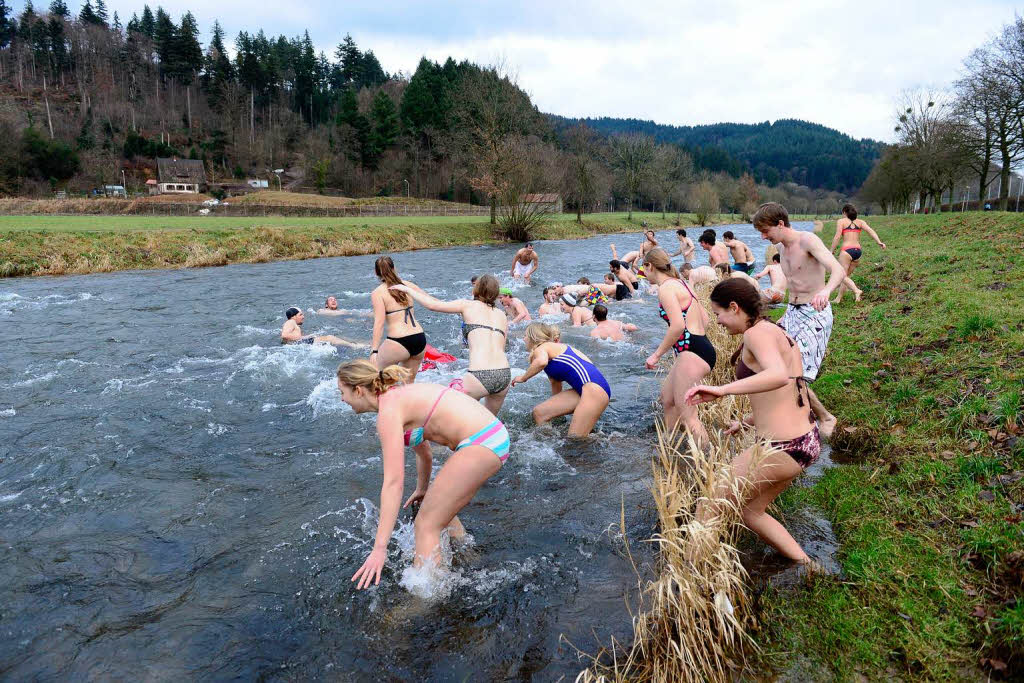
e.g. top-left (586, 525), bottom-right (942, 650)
top-left (853, 290), bottom-right (863, 302)
top-left (831, 296), bottom-right (842, 304)
top-left (818, 413), bottom-right (837, 440)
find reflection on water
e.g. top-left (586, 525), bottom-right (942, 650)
top-left (0, 222), bottom-right (829, 679)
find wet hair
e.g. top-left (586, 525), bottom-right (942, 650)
top-left (723, 230), bottom-right (735, 240)
top-left (593, 304), bottom-right (608, 321)
top-left (772, 253), bottom-right (781, 263)
top-left (681, 263), bottom-right (694, 276)
top-left (751, 202), bottom-right (791, 229)
top-left (609, 259), bottom-right (621, 272)
top-left (336, 358), bottom-right (411, 395)
top-left (285, 307), bottom-right (301, 319)
top-left (324, 296), bottom-right (336, 306)
top-left (577, 277), bottom-right (591, 285)
top-left (604, 273), bottom-right (615, 283)
top-left (471, 275), bottom-right (479, 284)
top-left (374, 256), bottom-right (409, 306)
top-left (676, 228), bottom-right (687, 237)
top-left (842, 203), bottom-right (858, 220)
top-left (473, 274), bottom-right (499, 306)
top-left (699, 229), bottom-right (716, 245)
top-left (542, 286), bottom-right (552, 298)
top-left (714, 262), bottom-right (732, 279)
top-left (642, 247), bottom-right (681, 280)
top-left (524, 321), bottom-right (559, 348)
top-left (710, 278), bottom-right (765, 365)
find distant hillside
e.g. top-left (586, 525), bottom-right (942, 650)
top-left (551, 115), bottom-right (882, 193)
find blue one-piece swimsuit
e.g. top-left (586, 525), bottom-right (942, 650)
top-left (543, 346), bottom-right (611, 398)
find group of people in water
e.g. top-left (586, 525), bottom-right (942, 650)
top-left (282, 202), bottom-right (886, 588)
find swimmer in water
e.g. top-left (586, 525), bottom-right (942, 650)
top-left (609, 260), bottom-right (640, 298)
top-left (753, 253), bottom-right (788, 304)
top-left (510, 243), bottom-right (539, 283)
top-left (510, 322), bottom-right (611, 438)
top-left (537, 287), bottom-right (562, 316)
top-left (590, 304), bottom-right (638, 341)
top-left (390, 274), bottom-right (512, 414)
top-left (338, 360), bottom-right (510, 588)
top-left (560, 293), bottom-right (596, 326)
top-left (699, 229), bottom-right (730, 268)
top-left (684, 278), bottom-right (821, 565)
top-left (280, 307), bottom-right (367, 347)
top-left (499, 288), bottom-right (532, 324)
top-left (317, 296), bottom-right (372, 317)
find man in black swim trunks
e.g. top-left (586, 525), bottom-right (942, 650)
top-left (280, 307), bottom-right (367, 347)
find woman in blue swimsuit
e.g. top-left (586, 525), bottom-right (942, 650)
top-left (510, 322), bottom-right (611, 437)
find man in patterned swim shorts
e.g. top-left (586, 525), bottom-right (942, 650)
top-left (752, 202), bottom-right (847, 439)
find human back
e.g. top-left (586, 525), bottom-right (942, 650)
top-left (462, 275), bottom-right (509, 370)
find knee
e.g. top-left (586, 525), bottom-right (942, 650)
top-left (414, 514), bottom-right (438, 538)
top-left (531, 406), bottom-right (545, 424)
top-left (741, 508), bottom-right (762, 527)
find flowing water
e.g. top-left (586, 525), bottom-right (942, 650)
top-left (1, 222), bottom-right (830, 679)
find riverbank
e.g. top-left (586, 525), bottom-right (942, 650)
top-left (757, 212), bottom-right (1022, 678)
top-left (0, 211), bottom-right (794, 278)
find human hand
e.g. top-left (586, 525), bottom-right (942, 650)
top-left (645, 353), bottom-right (660, 370)
top-left (351, 547), bottom-right (387, 590)
top-left (509, 374), bottom-right (527, 388)
top-left (389, 284), bottom-right (411, 294)
top-left (879, 242), bottom-right (887, 250)
top-left (403, 488), bottom-right (426, 509)
top-left (724, 420), bottom-right (743, 435)
top-left (683, 384), bottom-right (725, 405)
top-left (811, 289), bottom-right (830, 311)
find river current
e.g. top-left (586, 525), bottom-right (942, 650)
top-left (1, 222), bottom-right (813, 680)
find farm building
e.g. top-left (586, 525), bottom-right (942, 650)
top-left (522, 193), bottom-right (563, 213)
top-left (156, 158), bottom-right (207, 194)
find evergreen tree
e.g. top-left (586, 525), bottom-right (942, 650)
top-left (125, 11), bottom-right (139, 34)
top-left (360, 50), bottom-right (387, 88)
top-left (337, 86), bottom-right (370, 162)
top-left (0, 0), bottom-right (14, 49)
top-left (17, 1), bottom-right (37, 45)
top-left (294, 31), bottom-right (317, 123)
top-left (112, 10), bottom-right (120, 32)
top-left (139, 4), bottom-right (154, 38)
top-left (94, 0), bottom-right (107, 25)
top-left (153, 7), bottom-right (175, 71)
top-left (173, 11), bottom-right (203, 82)
top-left (78, 0), bottom-right (100, 26)
top-left (48, 0), bottom-right (68, 18)
top-left (47, 12), bottom-right (67, 73)
top-left (335, 33), bottom-right (362, 89)
top-left (368, 89), bottom-right (399, 165)
top-left (205, 21), bottom-right (233, 92)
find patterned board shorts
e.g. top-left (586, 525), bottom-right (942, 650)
top-left (777, 302), bottom-right (833, 382)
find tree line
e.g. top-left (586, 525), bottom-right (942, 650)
top-left (860, 17), bottom-right (1024, 214)
top-left (0, 0), bottom-right (851, 234)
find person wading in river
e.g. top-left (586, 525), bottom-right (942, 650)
top-left (699, 230), bottom-right (731, 268)
top-left (685, 278), bottom-right (820, 566)
top-left (672, 228), bottom-right (697, 264)
top-left (280, 307), bottom-right (367, 348)
top-left (371, 256), bottom-right (428, 381)
top-left (510, 243), bottom-right (539, 283)
top-left (499, 289), bottom-right (531, 324)
top-left (590, 304), bottom-right (638, 341)
top-left (751, 202), bottom-right (845, 438)
top-left (338, 361), bottom-right (509, 589)
top-left (723, 231), bottom-right (756, 274)
top-left (390, 274), bottom-right (512, 415)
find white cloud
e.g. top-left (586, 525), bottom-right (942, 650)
top-left (100, 0), bottom-right (1021, 140)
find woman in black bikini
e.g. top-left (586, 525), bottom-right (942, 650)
top-left (642, 248), bottom-right (717, 446)
top-left (684, 278), bottom-right (820, 565)
top-left (371, 256), bottom-right (428, 380)
top-left (829, 203), bottom-right (886, 304)
top-left (389, 274), bottom-right (512, 415)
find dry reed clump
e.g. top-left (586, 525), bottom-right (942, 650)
top-left (247, 243), bottom-right (275, 263)
top-left (39, 252), bottom-right (69, 275)
top-left (812, 220), bottom-right (823, 233)
top-left (183, 243), bottom-right (228, 268)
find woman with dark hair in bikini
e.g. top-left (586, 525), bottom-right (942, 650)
top-left (642, 247), bottom-right (716, 446)
top-left (390, 274), bottom-right (512, 415)
top-left (371, 256), bottom-right (427, 380)
top-left (684, 278), bottom-right (819, 565)
top-left (829, 203), bottom-right (886, 303)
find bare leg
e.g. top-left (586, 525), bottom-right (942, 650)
top-left (461, 372), bottom-right (510, 416)
top-left (316, 335), bottom-right (368, 348)
top-left (662, 352), bottom-right (711, 448)
top-left (832, 251), bottom-right (861, 303)
top-left (532, 390), bottom-right (581, 425)
top-left (413, 445), bottom-right (500, 567)
top-left (807, 386), bottom-right (836, 439)
top-left (567, 384), bottom-right (609, 437)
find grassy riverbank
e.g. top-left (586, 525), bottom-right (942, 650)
top-left (0, 210), bottom-right (777, 277)
top-left (758, 212), bottom-right (1023, 679)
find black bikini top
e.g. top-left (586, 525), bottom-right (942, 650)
top-left (386, 306), bottom-right (416, 326)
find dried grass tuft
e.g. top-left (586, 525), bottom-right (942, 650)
top-left (183, 243), bottom-right (228, 268)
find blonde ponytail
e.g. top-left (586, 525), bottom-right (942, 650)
top-left (336, 358), bottom-right (411, 394)
top-left (524, 321), bottom-right (560, 348)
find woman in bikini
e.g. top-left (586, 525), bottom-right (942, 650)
top-left (684, 278), bottom-right (820, 565)
top-left (338, 360), bottom-right (510, 588)
top-left (371, 256), bottom-right (427, 380)
top-left (510, 322), bottom-right (610, 437)
top-left (642, 248), bottom-right (716, 447)
top-left (390, 274), bottom-right (512, 415)
top-left (829, 203), bottom-right (886, 304)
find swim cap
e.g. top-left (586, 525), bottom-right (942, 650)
top-left (561, 294), bottom-right (577, 307)
top-left (499, 288), bottom-right (513, 296)
top-left (285, 307), bottom-right (301, 319)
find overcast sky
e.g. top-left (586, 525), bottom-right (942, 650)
top-left (46, 0), bottom-right (1024, 141)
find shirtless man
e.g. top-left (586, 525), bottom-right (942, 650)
top-left (609, 259), bottom-right (640, 296)
top-left (722, 231), bottom-right (755, 274)
top-left (687, 263), bottom-right (718, 286)
top-left (499, 288), bottom-right (531, 323)
top-left (699, 229), bottom-right (730, 267)
top-left (317, 296), bottom-right (372, 317)
top-left (280, 307), bottom-right (366, 348)
top-left (610, 230), bottom-right (658, 270)
top-left (752, 202), bottom-right (845, 438)
top-left (538, 287), bottom-right (562, 316)
top-left (590, 304), bottom-right (638, 341)
top-left (671, 228), bottom-right (696, 264)
top-left (753, 253), bottom-right (788, 304)
top-left (510, 243), bottom-right (539, 283)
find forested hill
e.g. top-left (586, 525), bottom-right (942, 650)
top-left (552, 116), bottom-right (882, 193)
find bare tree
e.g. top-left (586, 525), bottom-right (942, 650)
top-left (649, 144), bottom-right (692, 219)
top-left (608, 133), bottom-right (655, 220)
top-left (471, 135), bottom-right (559, 241)
top-left (562, 123), bottom-right (605, 222)
top-left (688, 179), bottom-right (719, 226)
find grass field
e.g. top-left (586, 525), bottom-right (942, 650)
top-left (757, 212), bottom-right (1023, 679)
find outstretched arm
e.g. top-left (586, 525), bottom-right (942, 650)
top-left (390, 284), bottom-right (467, 314)
top-left (511, 347), bottom-right (550, 386)
top-left (753, 267), bottom-right (770, 280)
top-left (829, 221), bottom-right (843, 252)
top-left (863, 223), bottom-right (886, 249)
